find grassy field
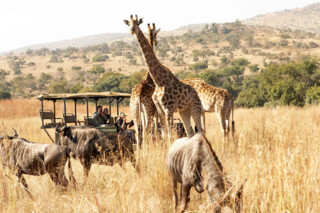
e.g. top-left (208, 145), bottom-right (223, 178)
top-left (0, 99), bottom-right (320, 212)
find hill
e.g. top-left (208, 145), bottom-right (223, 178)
top-left (1, 21), bottom-right (320, 107)
top-left (3, 24), bottom-right (206, 55)
top-left (2, 33), bottom-right (129, 55)
top-left (243, 3), bottom-right (320, 34)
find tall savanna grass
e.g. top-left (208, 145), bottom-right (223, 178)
top-left (0, 99), bottom-right (319, 212)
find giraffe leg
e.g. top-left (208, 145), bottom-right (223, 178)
top-left (165, 110), bottom-right (174, 141)
top-left (131, 99), bottom-right (142, 156)
top-left (216, 111), bottom-right (227, 143)
top-left (156, 104), bottom-right (167, 140)
top-left (201, 111), bottom-right (206, 134)
top-left (141, 105), bottom-right (147, 147)
top-left (191, 104), bottom-right (203, 134)
top-left (145, 112), bottom-right (154, 143)
top-left (225, 101), bottom-right (232, 143)
top-left (179, 110), bottom-right (194, 137)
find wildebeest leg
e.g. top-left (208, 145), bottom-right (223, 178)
top-left (178, 184), bottom-right (192, 213)
top-left (15, 170), bottom-right (33, 198)
top-left (172, 178), bottom-right (178, 209)
top-left (49, 170), bottom-right (68, 187)
top-left (68, 157), bottom-right (77, 187)
top-left (83, 159), bottom-right (91, 179)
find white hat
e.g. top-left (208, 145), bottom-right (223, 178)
top-left (118, 112), bottom-right (127, 117)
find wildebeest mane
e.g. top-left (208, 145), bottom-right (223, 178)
top-left (201, 134), bottom-right (224, 174)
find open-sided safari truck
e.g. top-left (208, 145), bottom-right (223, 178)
top-left (37, 92), bottom-right (135, 143)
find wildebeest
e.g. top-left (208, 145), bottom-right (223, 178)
top-left (0, 129), bottom-right (75, 195)
top-left (56, 126), bottom-right (135, 178)
top-left (166, 133), bottom-right (243, 212)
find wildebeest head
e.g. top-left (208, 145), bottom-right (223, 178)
top-left (55, 125), bottom-right (73, 145)
top-left (217, 181), bottom-right (244, 213)
top-left (55, 125), bottom-right (70, 137)
top-left (0, 128), bottom-right (18, 140)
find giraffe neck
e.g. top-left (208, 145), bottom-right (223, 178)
top-left (135, 28), bottom-right (171, 86)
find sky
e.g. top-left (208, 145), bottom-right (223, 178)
top-left (0, 0), bottom-right (319, 53)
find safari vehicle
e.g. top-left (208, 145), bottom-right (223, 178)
top-left (37, 92), bottom-right (134, 143)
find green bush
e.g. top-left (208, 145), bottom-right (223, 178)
top-left (48, 80), bottom-right (69, 94)
top-left (305, 84), bottom-right (320, 104)
top-left (0, 88), bottom-right (11, 99)
top-left (92, 54), bottom-right (109, 62)
top-left (189, 62), bottom-right (208, 72)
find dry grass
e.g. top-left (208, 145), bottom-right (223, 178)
top-left (0, 99), bottom-right (320, 212)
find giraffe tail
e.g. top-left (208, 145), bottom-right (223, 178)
top-left (231, 99), bottom-right (235, 139)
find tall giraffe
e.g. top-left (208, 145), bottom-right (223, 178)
top-left (182, 78), bottom-right (235, 142)
top-left (130, 23), bottom-right (160, 148)
top-left (124, 15), bottom-right (203, 139)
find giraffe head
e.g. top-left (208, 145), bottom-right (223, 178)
top-left (148, 23), bottom-right (160, 47)
top-left (124, 15), bottom-right (143, 35)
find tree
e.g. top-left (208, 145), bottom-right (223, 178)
top-left (38, 73), bottom-right (53, 89)
top-left (306, 84), bottom-right (320, 104)
top-left (92, 54), bottom-right (109, 62)
top-left (0, 88), bottom-right (11, 99)
top-left (192, 49), bottom-right (215, 64)
top-left (0, 69), bottom-right (9, 81)
top-left (93, 73), bottom-right (127, 92)
top-left (89, 65), bottom-right (105, 75)
top-left (249, 64), bottom-right (259, 73)
top-left (70, 83), bottom-right (84, 93)
top-left (48, 80), bottom-right (69, 93)
top-left (72, 66), bottom-right (82, 70)
top-left (189, 62), bottom-right (208, 73)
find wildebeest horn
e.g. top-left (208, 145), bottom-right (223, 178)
top-left (6, 128), bottom-right (19, 140)
top-left (12, 128), bottom-right (18, 137)
top-left (55, 124), bottom-right (65, 132)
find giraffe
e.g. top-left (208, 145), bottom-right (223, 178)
top-left (182, 78), bottom-right (235, 142)
top-left (130, 23), bottom-right (160, 148)
top-left (124, 15), bottom-right (203, 140)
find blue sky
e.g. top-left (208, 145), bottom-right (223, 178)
top-left (0, 0), bottom-right (319, 53)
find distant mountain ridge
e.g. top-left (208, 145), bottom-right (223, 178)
top-left (3, 23), bottom-right (206, 55)
top-left (2, 33), bottom-right (129, 55)
top-left (243, 3), bottom-right (320, 34)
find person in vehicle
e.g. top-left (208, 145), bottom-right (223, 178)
top-left (115, 112), bottom-right (134, 133)
top-left (102, 108), bottom-right (111, 124)
top-left (92, 105), bottom-right (106, 126)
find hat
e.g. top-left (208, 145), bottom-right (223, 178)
top-left (118, 112), bottom-right (127, 117)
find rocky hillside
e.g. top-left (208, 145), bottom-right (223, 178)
top-left (243, 3), bottom-right (320, 34)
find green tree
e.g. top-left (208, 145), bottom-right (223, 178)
top-left (92, 54), bottom-right (109, 62)
top-left (305, 84), bottom-right (320, 104)
top-left (89, 65), bottom-right (105, 75)
top-left (48, 80), bottom-right (69, 93)
top-left (0, 88), bottom-right (11, 99)
top-left (70, 83), bottom-right (84, 93)
top-left (93, 73), bottom-right (128, 92)
top-left (0, 69), bottom-right (9, 81)
top-left (192, 49), bottom-right (215, 64)
top-left (189, 62), bottom-right (208, 73)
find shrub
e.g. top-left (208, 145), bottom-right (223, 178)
top-left (72, 66), bottom-right (82, 70)
top-left (189, 62), bottom-right (208, 72)
top-left (92, 54), bottom-right (109, 62)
